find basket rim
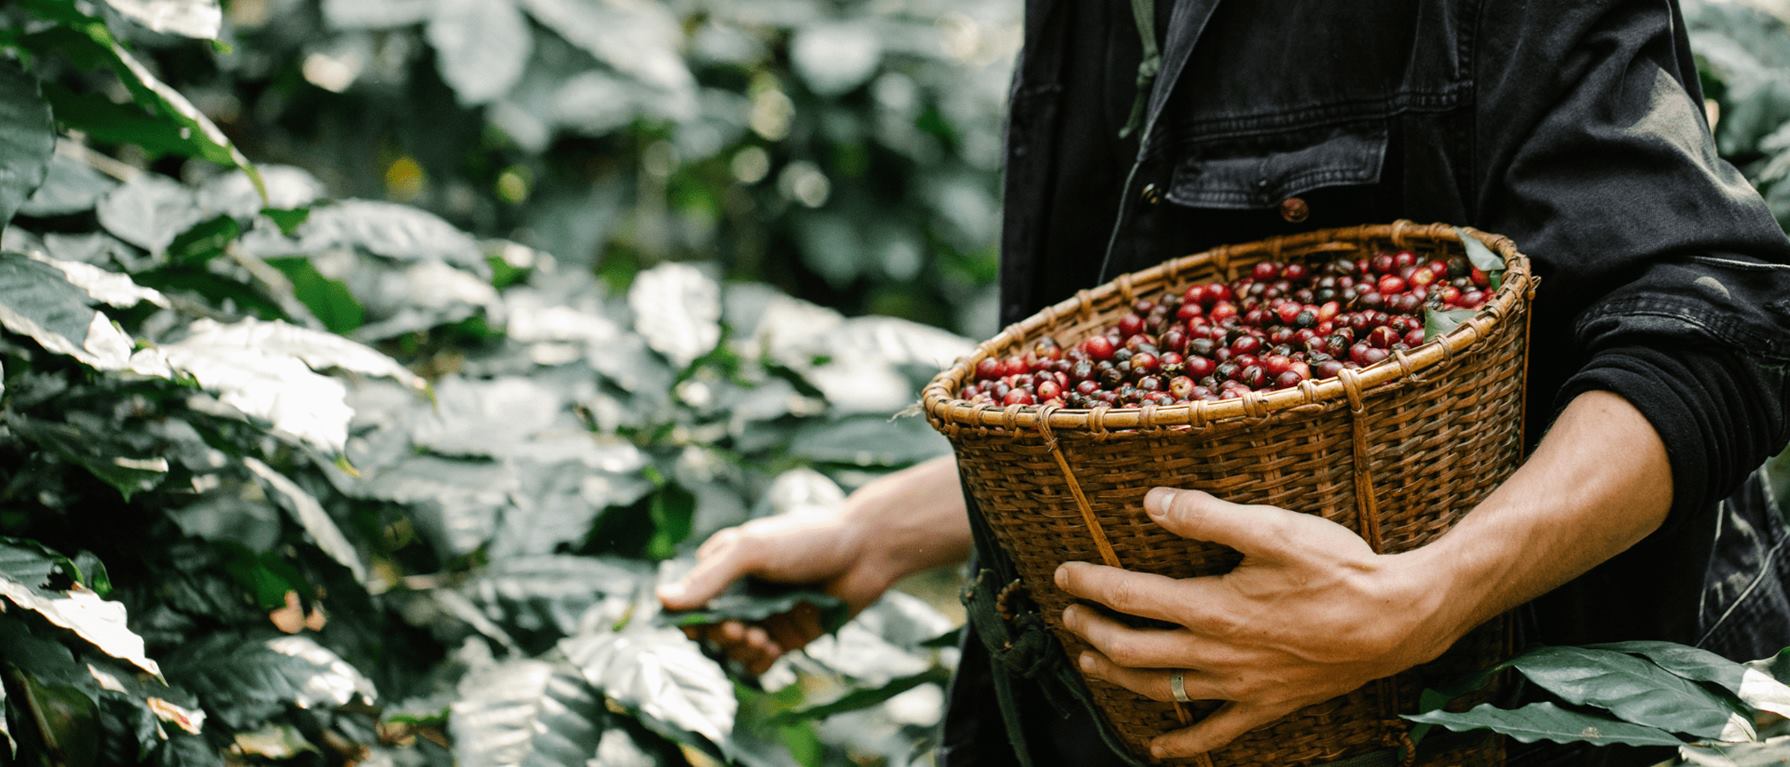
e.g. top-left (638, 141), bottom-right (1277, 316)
top-left (921, 220), bottom-right (1534, 433)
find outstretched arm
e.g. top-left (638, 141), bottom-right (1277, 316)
top-left (1054, 389), bottom-right (1671, 758)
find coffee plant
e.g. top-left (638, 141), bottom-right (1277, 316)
top-left (0, 1), bottom-right (973, 765)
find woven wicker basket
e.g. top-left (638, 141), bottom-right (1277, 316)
top-left (922, 222), bottom-right (1533, 766)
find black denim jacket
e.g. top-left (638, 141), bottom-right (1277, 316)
top-left (944, 1), bottom-right (1790, 765)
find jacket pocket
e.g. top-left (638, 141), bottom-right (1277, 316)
top-left (1166, 119), bottom-right (1389, 210)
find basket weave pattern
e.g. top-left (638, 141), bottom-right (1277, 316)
top-left (924, 223), bottom-right (1531, 766)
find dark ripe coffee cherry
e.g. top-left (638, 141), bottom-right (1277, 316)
top-left (1293, 287), bottom-right (1316, 303)
top-left (1332, 256), bottom-right (1358, 275)
top-left (1186, 355), bottom-right (1217, 378)
top-left (1168, 375), bottom-right (1196, 399)
top-left (1003, 389), bottom-right (1034, 406)
top-left (975, 357), bottom-right (1002, 380)
top-left (1131, 352), bottom-right (1160, 375)
top-left (1275, 302), bottom-right (1302, 325)
top-left (1187, 337), bottom-right (1217, 358)
top-left (1350, 343), bottom-right (1390, 366)
top-left (1371, 253), bottom-right (1397, 274)
top-left (1176, 302), bottom-right (1204, 321)
top-left (1075, 379), bottom-right (1100, 396)
top-left (1070, 359), bottom-right (1095, 382)
top-left (1118, 313), bottom-right (1146, 338)
top-left (1344, 313), bottom-right (1372, 333)
top-left (1240, 365), bottom-right (1268, 389)
top-left (1304, 334), bottom-right (1330, 355)
top-left (1239, 307), bottom-right (1266, 327)
top-left (1268, 327), bottom-right (1295, 346)
top-left (1220, 387), bottom-right (1246, 400)
top-left (1294, 327), bottom-right (1319, 345)
top-left (1294, 309), bottom-right (1318, 329)
top-left (1099, 367), bottom-right (1125, 387)
top-left (1232, 353), bottom-right (1259, 370)
top-left (1274, 370), bottom-right (1305, 389)
top-left (1158, 329), bottom-right (1188, 354)
top-left (1367, 325), bottom-right (1399, 349)
top-left (1378, 274), bottom-right (1407, 295)
top-left (1159, 352), bottom-right (1185, 375)
top-left (1394, 250), bottom-right (1417, 270)
top-left (1315, 359), bottom-right (1346, 379)
top-left (1315, 287), bottom-right (1339, 303)
top-left (1124, 334), bottom-right (1155, 353)
top-left (1209, 301), bottom-right (1239, 322)
top-left (1113, 348), bottom-right (1133, 364)
top-left (1404, 328), bottom-right (1427, 347)
top-left (1132, 299), bottom-right (1156, 315)
top-left (1283, 263), bottom-right (1309, 282)
top-left (1447, 255), bottom-right (1470, 278)
top-left (1248, 282), bottom-right (1270, 299)
top-left (1357, 290), bottom-right (1385, 310)
top-left (1216, 361), bottom-right (1242, 381)
top-left (1325, 334), bottom-right (1351, 358)
top-left (1231, 335), bottom-right (1262, 355)
top-left (1082, 335), bottom-right (1116, 360)
top-left (1263, 354), bottom-right (1294, 376)
top-left (1207, 284), bottom-right (1234, 303)
top-left (1252, 261), bottom-right (1281, 281)
top-left (1184, 284), bottom-right (1209, 306)
top-left (1386, 293), bottom-right (1418, 314)
top-left (1212, 346), bottom-right (1233, 363)
top-left (1461, 289), bottom-right (1487, 308)
top-left (1036, 379), bottom-right (1062, 400)
top-left (1137, 375), bottom-right (1163, 392)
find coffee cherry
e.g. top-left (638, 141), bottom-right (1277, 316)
top-left (1263, 354), bottom-right (1294, 376)
top-left (1377, 274), bottom-right (1406, 295)
top-left (1003, 389), bottom-right (1034, 406)
top-left (1231, 335), bottom-right (1262, 355)
top-left (1240, 365), bottom-right (1267, 389)
top-left (1394, 250), bottom-right (1417, 270)
top-left (1131, 352), bottom-right (1160, 375)
top-left (1186, 355), bottom-right (1217, 378)
top-left (1283, 263), bottom-right (1309, 282)
top-left (975, 358), bottom-right (1002, 380)
top-left (1036, 379), bottom-right (1062, 400)
top-left (1367, 325), bottom-right (1399, 349)
top-left (1083, 335), bottom-right (1115, 360)
top-left (1209, 301), bottom-right (1239, 322)
top-left (1117, 314), bottom-right (1146, 338)
top-left (1315, 359), bottom-right (1345, 378)
top-left (1274, 370), bottom-right (1305, 389)
top-left (1371, 253), bottom-right (1396, 274)
top-left (1403, 328), bottom-right (1427, 347)
top-left (1168, 375), bottom-right (1196, 399)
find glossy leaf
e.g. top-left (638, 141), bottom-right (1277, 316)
top-left (96, 173), bottom-right (204, 253)
top-left (457, 555), bottom-right (647, 641)
top-left (1510, 646), bottom-right (1754, 741)
top-left (0, 577), bottom-right (161, 677)
top-left (242, 457), bottom-right (367, 582)
top-left (770, 667), bottom-right (950, 723)
top-left (628, 263), bottom-right (721, 369)
top-left (560, 626), bottom-right (737, 757)
top-left (1423, 306), bottom-right (1477, 342)
top-left (0, 252), bottom-right (160, 374)
top-left (1404, 702), bottom-right (1684, 748)
top-left (449, 658), bottom-right (607, 767)
top-left (0, 60), bottom-right (57, 226)
top-left (101, 0), bottom-right (221, 39)
top-left (661, 578), bottom-right (848, 635)
top-left (1592, 640), bottom-right (1790, 720)
top-left (19, 153), bottom-right (116, 218)
top-left (426, 0), bottom-right (531, 106)
top-left (264, 257), bottom-right (364, 334)
top-left (1680, 737), bottom-right (1790, 767)
top-left (164, 634), bottom-right (376, 729)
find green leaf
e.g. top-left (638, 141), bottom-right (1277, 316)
top-left (661, 578), bottom-right (849, 635)
top-left (0, 537), bottom-right (74, 590)
top-left (1509, 646), bottom-right (1754, 741)
top-left (787, 416), bottom-right (950, 467)
top-left (1680, 737), bottom-right (1790, 767)
top-left (448, 658), bottom-right (607, 767)
top-left (0, 657), bottom-right (11, 756)
top-left (457, 555), bottom-right (648, 641)
top-left (265, 257), bottom-right (364, 334)
top-left (560, 626), bottom-right (737, 758)
top-left (39, 84), bottom-right (208, 161)
top-left (1404, 701), bottom-right (1684, 748)
top-left (0, 252), bottom-right (160, 373)
top-left (165, 214), bottom-right (241, 265)
top-left (645, 483), bottom-right (695, 561)
top-left (1591, 640), bottom-right (1790, 720)
top-left (247, 199), bottom-right (484, 271)
top-left (769, 667), bottom-right (950, 723)
top-left (321, 0), bottom-right (433, 29)
top-left (19, 153), bottom-right (116, 218)
top-left (0, 577), bottom-right (161, 677)
top-left (1423, 306), bottom-right (1477, 342)
top-left (241, 457), bottom-right (367, 582)
top-left (7, 416), bottom-right (169, 499)
top-left (102, 0), bottom-right (222, 39)
top-left (1455, 226), bottom-right (1506, 285)
top-left (351, 455), bottom-right (513, 558)
top-left (95, 173), bottom-right (204, 253)
top-left (164, 634), bottom-right (376, 729)
top-left (15, 673), bottom-right (101, 767)
top-left (426, 0), bottom-right (532, 106)
top-left (628, 263), bottom-right (721, 369)
top-left (0, 61), bottom-right (57, 227)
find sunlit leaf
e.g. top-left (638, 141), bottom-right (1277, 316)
top-left (1592, 640), bottom-right (1790, 720)
top-left (242, 457), bottom-right (367, 582)
top-left (1680, 737), bottom-right (1790, 767)
top-left (660, 578), bottom-right (847, 634)
top-left (1510, 646), bottom-right (1754, 741)
top-left (101, 0), bottom-right (221, 39)
top-left (449, 658), bottom-right (607, 767)
top-left (790, 21), bottom-right (882, 97)
top-left (321, 0), bottom-right (434, 29)
top-left (560, 626), bottom-right (737, 756)
top-left (0, 577), bottom-right (161, 677)
top-left (628, 263), bottom-right (721, 369)
top-left (0, 60), bottom-right (57, 227)
top-left (164, 634), bottom-right (376, 729)
top-left (19, 152), bottom-right (114, 219)
top-left (0, 251), bottom-right (164, 374)
top-left (426, 0), bottom-right (532, 106)
top-left (95, 173), bottom-right (204, 253)
top-left (458, 555), bottom-right (648, 641)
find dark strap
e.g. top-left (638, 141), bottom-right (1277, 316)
top-left (1119, 0), bottom-right (1162, 139)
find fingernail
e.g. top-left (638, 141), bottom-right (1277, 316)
top-left (1078, 653), bottom-right (1094, 672)
top-left (1055, 564), bottom-right (1070, 588)
top-left (1150, 743), bottom-right (1167, 759)
top-left (1061, 605), bottom-right (1078, 625)
top-left (657, 583), bottom-right (684, 601)
top-left (1145, 487), bottom-right (1177, 516)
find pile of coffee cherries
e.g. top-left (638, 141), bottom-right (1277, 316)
top-left (959, 250), bottom-right (1494, 408)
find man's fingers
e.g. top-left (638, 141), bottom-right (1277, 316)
top-left (1061, 605), bottom-right (1206, 668)
top-left (1055, 562), bottom-right (1199, 625)
top-left (658, 530), bottom-right (757, 610)
top-left (1144, 488), bottom-right (1302, 561)
top-left (1149, 702), bottom-right (1293, 759)
top-left (1076, 650), bottom-right (1232, 703)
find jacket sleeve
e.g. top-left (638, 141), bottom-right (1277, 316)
top-left (1472, 0), bottom-right (1790, 523)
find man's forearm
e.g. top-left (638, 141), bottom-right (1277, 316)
top-left (1408, 390), bottom-right (1673, 640)
top-left (846, 455), bottom-right (975, 579)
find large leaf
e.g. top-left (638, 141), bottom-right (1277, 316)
top-left (321, 0), bottom-right (434, 29)
top-left (20, 153), bottom-right (116, 218)
top-left (95, 173), bottom-right (204, 253)
top-left (0, 577), bottom-right (161, 677)
top-left (249, 200), bottom-right (485, 271)
top-left (790, 21), bottom-right (883, 97)
top-left (410, 376), bottom-right (565, 458)
top-left (427, 0), bottom-right (532, 106)
top-left (28, 252), bottom-right (168, 309)
top-left (8, 415), bottom-right (169, 499)
top-left (101, 0), bottom-right (222, 39)
top-left (1592, 640), bottom-right (1790, 720)
top-left (787, 416), bottom-right (950, 467)
top-left (660, 577), bottom-right (848, 635)
top-left (628, 263), bottom-right (721, 369)
top-left (560, 626), bottom-right (737, 755)
top-left (457, 555), bottom-right (647, 640)
top-left (164, 634), bottom-right (376, 729)
top-left (0, 60), bottom-right (56, 227)
top-left (1404, 702), bottom-right (1684, 748)
top-left (354, 455), bottom-right (515, 558)
top-left (1509, 646), bottom-right (1753, 741)
top-left (1680, 737), bottom-right (1790, 767)
top-left (449, 658), bottom-right (607, 767)
top-left (242, 457), bottom-right (368, 582)
top-left (170, 318), bottom-right (423, 391)
top-left (0, 252), bottom-right (162, 374)
top-left (160, 327), bottom-right (354, 453)
top-left (195, 166), bottom-right (321, 219)
top-left (518, 0), bottom-right (694, 95)
top-left (771, 668), bottom-right (950, 724)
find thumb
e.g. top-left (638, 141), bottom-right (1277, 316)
top-left (1143, 487), bottom-right (1299, 561)
top-left (657, 530), bottom-right (756, 610)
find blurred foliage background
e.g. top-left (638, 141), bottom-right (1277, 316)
top-left (133, 0), bottom-right (1019, 339)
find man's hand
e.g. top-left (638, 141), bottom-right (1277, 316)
top-left (658, 456), bottom-right (973, 675)
top-left (1056, 390), bottom-right (1673, 759)
top-left (1055, 487), bottom-right (1453, 759)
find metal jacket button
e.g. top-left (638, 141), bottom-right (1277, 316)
top-left (1140, 183), bottom-right (1162, 205)
top-left (1280, 196), bottom-right (1309, 223)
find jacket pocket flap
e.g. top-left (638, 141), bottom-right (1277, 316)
top-left (1167, 121), bottom-right (1389, 210)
